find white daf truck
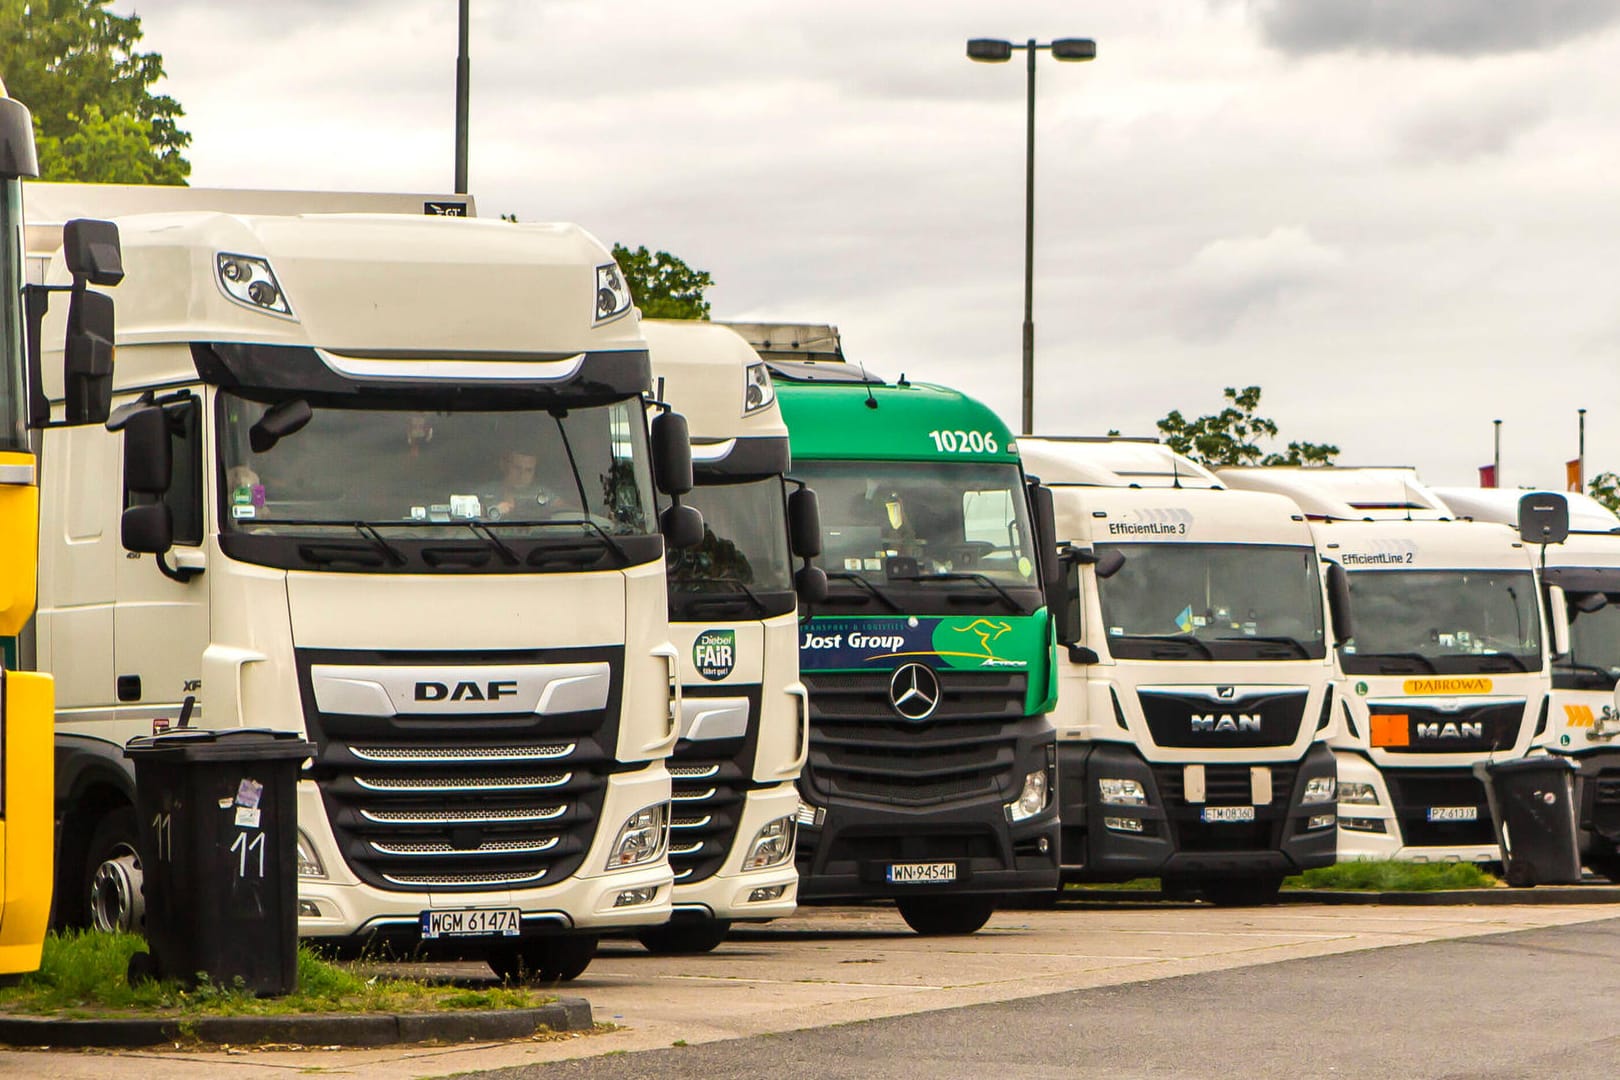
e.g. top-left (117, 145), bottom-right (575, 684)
top-left (1220, 468), bottom-right (1554, 864)
top-left (639, 319), bottom-right (819, 952)
top-left (28, 194), bottom-right (702, 981)
top-left (1434, 487), bottom-right (1620, 880)
top-left (1018, 439), bottom-right (1337, 904)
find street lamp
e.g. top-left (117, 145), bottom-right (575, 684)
top-left (967, 37), bottom-right (1096, 435)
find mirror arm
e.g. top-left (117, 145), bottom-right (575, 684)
top-left (155, 551), bottom-right (203, 584)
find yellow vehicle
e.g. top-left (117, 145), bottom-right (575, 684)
top-left (0, 80), bottom-right (121, 976)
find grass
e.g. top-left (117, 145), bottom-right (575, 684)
top-left (0, 930), bottom-right (550, 1018)
top-left (1284, 860), bottom-right (1499, 892)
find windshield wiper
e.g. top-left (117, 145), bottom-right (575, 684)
top-left (824, 570), bottom-right (904, 613)
top-left (1216, 634), bottom-right (1312, 658)
top-left (352, 522), bottom-right (406, 567)
top-left (1473, 652), bottom-right (1531, 673)
top-left (888, 571), bottom-right (1026, 613)
top-left (1358, 651), bottom-right (1438, 674)
top-left (683, 579), bottom-right (770, 618)
top-left (1559, 660), bottom-right (1618, 686)
top-left (462, 521), bottom-right (519, 566)
top-left (1113, 633), bottom-right (1215, 660)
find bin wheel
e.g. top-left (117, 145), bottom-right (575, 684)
top-left (1505, 863), bottom-right (1537, 888)
top-left (126, 950), bottom-right (159, 987)
top-left (1198, 875), bottom-right (1284, 907)
top-left (1160, 876), bottom-right (1202, 902)
top-left (895, 896), bottom-right (997, 936)
top-left (637, 919), bottom-right (732, 955)
top-left (1585, 854), bottom-right (1620, 884)
top-left (84, 807), bottom-right (145, 934)
top-left (488, 934), bottom-right (599, 983)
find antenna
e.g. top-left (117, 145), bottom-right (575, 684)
top-left (1170, 451), bottom-right (1182, 490)
top-left (857, 356), bottom-right (878, 410)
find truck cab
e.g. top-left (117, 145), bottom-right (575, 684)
top-left (1221, 468), bottom-right (1551, 864)
top-left (1022, 438), bottom-right (1336, 905)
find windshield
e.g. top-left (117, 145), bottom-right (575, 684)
top-left (1096, 543), bottom-right (1326, 661)
top-left (0, 179), bottom-right (27, 450)
top-left (666, 475), bottom-right (794, 614)
top-left (1341, 568), bottom-right (1542, 675)
top-left (218, 393), bottom-right (655, 537)
top-left (794, 459), bottom-right (1041, 612)
top-left (1558, 593), bottom-right (1620, 690)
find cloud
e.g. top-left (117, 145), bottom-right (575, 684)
top-left (1169, 227), bottom-right (1346, 340)
top-left (1394, 92), bottom-right (1551, 163)
top-left (1252, 0), bottom-right (1620, 57)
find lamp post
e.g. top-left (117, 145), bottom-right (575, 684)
top-left (454, 0), bottom-right (470, 194)
top-left (967, 36), bottom-right (1096, 435)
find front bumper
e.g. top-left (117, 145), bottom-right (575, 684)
top-left (1056, 741), bottom-right (1339, 882)
top-left (668, 783), bottom-right (800, 923)
top-left (1334, 752), bottom-right (1498, 863)
top-left (296, 765), bottom-right (675, 947)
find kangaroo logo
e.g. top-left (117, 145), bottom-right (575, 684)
top-left (952, 618), bottom-right (1013, 658)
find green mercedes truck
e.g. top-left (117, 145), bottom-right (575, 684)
top-left (726, 323), bottom-right (1061, 935)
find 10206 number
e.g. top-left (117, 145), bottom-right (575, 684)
top-left (928, 429), bottom-right (999, 454)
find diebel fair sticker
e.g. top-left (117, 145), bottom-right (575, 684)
top-left (693, 629), bottom-right (736, 681)
top-left (799, 615), bottom-right (1038, 671)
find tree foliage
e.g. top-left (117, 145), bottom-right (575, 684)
top-left (1157, 386), bottom-right (1339, 468)
top-left (611, 244), bottom-right (713, 320)
top-left (1589, 472), bottom-right (1620, 514)
top-left (0, 0), bottom-right (190, 184)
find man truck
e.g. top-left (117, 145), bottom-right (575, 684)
top-left (1220, 467), bottom-right (1554, 864)
top-left (29, 195), bottom-right (702, 981)
top-left (639, 319), bottom-right (820, 952)
top-left (1018, 438), bottom-right (1337, 905)
top-left (727, 323), bottom-right (1062, 936)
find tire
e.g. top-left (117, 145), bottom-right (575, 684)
top-left (488, 934), bottom-right (599, 983)
top-left (83, 807), bottom-right (144, 934)
top-left (637, 919), bottom-right (732, 955)
top-left (1198, 875), bottom-right (1284, 907)
top-left (895, 896), bottom-right (997, 936)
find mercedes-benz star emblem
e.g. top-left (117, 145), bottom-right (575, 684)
top-left (888, 663), bottom-right (941, 721)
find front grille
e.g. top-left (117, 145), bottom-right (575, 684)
top-left (1139, 689), bottom-right (1309, 749)
top-left (1383, 768), bottom-right (1496, 847)
top-left (802, 670), bottom-right (1030, 808)
top-left (1149, 763), bottom-right (1301, 853)
top-left (667, 686), bottom-right (763, 884)
top-left (1367, 701), bottom-right (1524, 754)
top-left (297, 646), bottom-right (623, 893)
top-left (1591, 776), bottom-right (1620, 837)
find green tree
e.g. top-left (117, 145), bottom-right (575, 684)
top-left (0, 0), bottom-right (190, 184)
top-left (1589, 472), bottom-right (1620, 514)
top-left (1157, 386), bottom-right (1339, 468)
top-left (611, 244), bottom-right (713, 320)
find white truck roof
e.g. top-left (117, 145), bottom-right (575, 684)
top-left (1429, 487), bottom-right (1620, 535)
top-left (716, 322), bottom-right (843, 364)
top-left (643, 319), bottom-right (788, 444)
top-left (1018, 437), bottom-right (1223, 489)
top-left (1217, 466), bottom-right (1454, 521)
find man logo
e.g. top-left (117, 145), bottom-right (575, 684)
top-left (888, 663), bottom-right (941, 721)
top-left (1191, 713), bottom-right (1262, 733)
top-left (415, 680), bottom-right (519, 702)
top-left (1415, 721), bottom-right (1484, 740)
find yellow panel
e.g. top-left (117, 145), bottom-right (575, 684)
top-left (0, 670), bottom-right (55, 975)
top-left (0, 450), bottom-right (39, 640)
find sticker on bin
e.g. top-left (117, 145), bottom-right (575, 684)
top-left (235, 778), bottom-right (263, 809)
top-left (234, 806), bottom-right (261, 829)
top-left (1201, 805), bottom-right (1256, 823)
top-left (886, 862), bottom-right (958, 884)
top-left (1426, 806), bottom-right (1479, 822)
top-left (421, 908), bottom-right (522, 938)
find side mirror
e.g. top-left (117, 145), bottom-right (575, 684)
top-left (249, 398), bottom-right (312, 453)
top-left (63, 219), bottom-right (125, 286)
top-left (795, 564), bottom-right (829, 605)
top-left (1026, 480), bottom-right (1062, 592)
top-left (122, 502), bottom-right (173, 555)
top-left (660, 503), bottom-right (704, 549)
top-left (1574, 591), bottom-right (1610, 615)
top-left (1547, 583), bottom-right (1572, 660)
top-left (651, 411), bottom-right (694, 497)
top-left (788, 487), bottom-right (822, 559)
top-left (1519, 492), bottom-right (1570, 546)
top-left (1326, 562), bottom-right (1354, 645)
top-left (122, 406), bottom-right (172, 495)
top-left (1094, 548), bottom-right (1127, 580)
top-left (64, 288), bottom-right (115, 426)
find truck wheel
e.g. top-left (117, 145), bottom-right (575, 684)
top-left (488, 934), bottom-right (599, 983)
top-left (84, 808), bottom-right (145, 934)
top-left (637, 919), bottom-right (732, 955)
top-left (1198, 875), bottom-right (1283, 907)
top-left (895, 896), bottom-right (997, 936)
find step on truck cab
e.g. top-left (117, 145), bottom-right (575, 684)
top-left (29, 195), bottom-right (702, 981)
top-left (1433, 487), bottom-right (1620, 880)
top-left (1019, 438), bottom-right (1337, 905)
top-left (638, 319), bottom-right (819, 953)
top-left (1220, 468), bottom-right (1554, 864)
top-left (726, 323), bottom-right (1062, 936)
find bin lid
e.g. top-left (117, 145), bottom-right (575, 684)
top-left (123, 727), bottom-right (314, 764)
top-left (1474, 755), bottom-right (1578, 779)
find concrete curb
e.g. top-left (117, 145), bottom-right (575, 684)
top-left (1057, 887), bottom-right (1620, 907)
top-left (0, 995), bottom-right (591, 1049)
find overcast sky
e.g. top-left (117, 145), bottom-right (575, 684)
top-left (120, 0), bottom-right (1620, 490)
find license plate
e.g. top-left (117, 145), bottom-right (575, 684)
top-left (420, 907), bottom-right (522, 939)
top-left (886, 862), bottom-right (958, 884)
top-left (1427, 806), bottom-right (1479, 822)
top-left (1201, 805), bottom-right (1256, 823)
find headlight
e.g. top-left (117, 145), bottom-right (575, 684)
top-left (295, 830), bottom-right (327, 879)
top-left (594, 262), bottom-right (633, 324)
top-left (1099, 777), bottom-right (1147, 806)
top-left (744, 816), bottom-right (796, 870)
top-left (216, 252), bottom-right (292, 316)
top-left (1005, 769), bottom-right (1051, 823)
top-left (744, 362), bottom-right (776, 415)
top-left (1301, 776), bottom-right (1337, 805)
top-left (1338, 781), bottom-right (1380, 806)
top-left (609, 803), bottom-right (669, 868)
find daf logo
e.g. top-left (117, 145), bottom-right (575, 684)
top-left (1216, 686), bottom-right (1236, 700)
top-left (1192, 713), bottom-right (1262, 733)
top-left (888, 663), bottom-right (941, 721)
top-left (415, 680), bottom-right (519, 703)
